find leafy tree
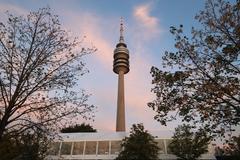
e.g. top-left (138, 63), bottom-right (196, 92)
top-left (169, 124), bottom-right (211, 160)
top-left (226, 135), bottom-right (240, 158)
top-left (0, 129), bottom-right (49, 160)
top-left (60, 123), bottom-right (97, 133)
top-left (0, 8), bottom-right (96, 141)
top-left (215, 135), bottom-right (240, 160)
top-left (115, 123), bottom-right (159, 160)
top-left (148, 0), bottom-right (240, 136)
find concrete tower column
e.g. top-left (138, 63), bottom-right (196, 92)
top-left (116, 70), bottom-right (125, 131)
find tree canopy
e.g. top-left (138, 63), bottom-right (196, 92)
top-left (169, 124), bottom-right (211, 160)
top-left (226, 135), bottom-right (240, 158)
top-left (115, 123), bottom-right (159, 160)
top-left (214, 135), bottom-right (240, 160)
top-left (0, 8), bottom-right (96, 141)
top-left (60, 123), bottom-right (97, 133)
top-left (0, 129), bottom-right (48, 160)
top-left (148, 0), bottom-right (240, 136)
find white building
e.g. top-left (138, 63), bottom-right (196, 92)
top-left (46, 131), bottom-right (216, 160)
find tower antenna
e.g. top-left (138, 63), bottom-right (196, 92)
top-left (119, 17), bottom-right (124, 43)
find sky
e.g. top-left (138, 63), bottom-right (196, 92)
top-left (0, 0), bottom-right (206, 132)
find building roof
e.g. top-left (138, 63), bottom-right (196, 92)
top-left (56, 130), bottom-right (174, 142)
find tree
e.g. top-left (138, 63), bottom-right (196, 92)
top-left (0, 8), bottom-right (96, 141)
top-left (148, 0), bottom-right (240, 136)
top-left (169, 124), bottom-right (211, 160)
top-left (0, 129), bottom-right (49, 160)
top-left (60, 123), bottom-right (97, 133)
top-left (115, 123), bottom-right (159, 160)
top-left (226, 135), bottom-right (240, 158)
top-left (214, 135), bottom-right (240, 160)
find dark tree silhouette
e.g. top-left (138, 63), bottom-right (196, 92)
top-left (115, 123), bottom-right (159, 160)
top-left (169, 124), bottom-right (211, 160)
top-left (0, 8), bottom-right (96, 141)
top-left (215, 135), bottom-right (240, 160)
top-left (226, 135), bottom-right (240, 158)
top-left (60, 123), bottom-right (97, 133)
top-left (148, 0), bottom-right (240, 136)
top-left (0, 129), bottom-right (49, 160)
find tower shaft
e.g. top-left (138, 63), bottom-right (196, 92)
top-left (113, 18), bottom-right (129, 132)
top-left (116, 70), bottom-right (125, 131)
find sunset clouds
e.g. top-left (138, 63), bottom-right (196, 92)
top-left (133, 3), bottom-right (161, 39)
top-left (77, 14), bottom-right (114, 70)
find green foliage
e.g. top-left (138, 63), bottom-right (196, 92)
top-left (148, 0), bottom-right (240, 136)
top-left (169, 124), bottom-right (211, 160)
top-left (115, 123), bottom-right (159, 160)
top-left (60, 123), bottom-right (97, 133)
top-left (0, 130), bottom-right (49, 160)
top-left (0, 7), bottom-right (96, 140)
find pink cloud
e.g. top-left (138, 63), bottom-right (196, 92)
top-left (133, 3), bottom-right (163, 40)
top-left (133, 3), bottom-right (160, 34)
top-left (79, 16), bottom-right (113, 70)
top-left (60, 11), bottom-right (114, 72)
top-left (126, 58), bottom-right (152, 107)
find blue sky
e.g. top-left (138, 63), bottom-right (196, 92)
top-left (0, 0), bottom-right (206, 132)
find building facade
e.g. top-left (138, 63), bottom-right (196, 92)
top-left (46, 132), bottom-right (215, 160)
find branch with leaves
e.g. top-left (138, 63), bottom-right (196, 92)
top-left (148, 0), bottom-right (240, 137)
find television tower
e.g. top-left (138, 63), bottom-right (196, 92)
top-left (113, 18), bottom-right (130, 132)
